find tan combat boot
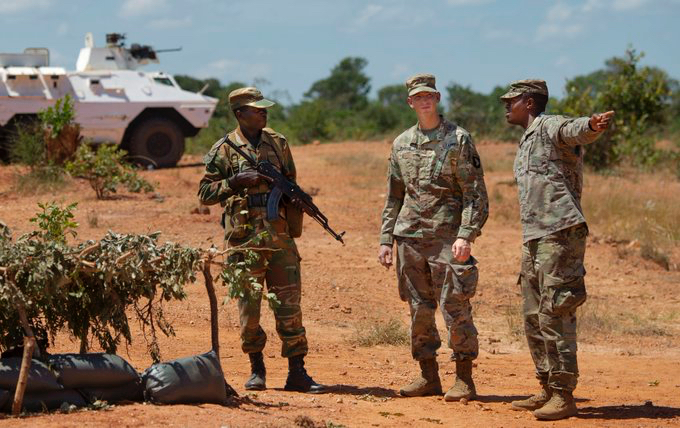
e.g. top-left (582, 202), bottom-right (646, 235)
top-left (399, 359), bottom-right (442, 397)
top-left (511, 384), bottom-right (551, 411)
top-left (533, 389), bottom-right (577, 420)
top-left (444, 360), bottom-right (476, 401)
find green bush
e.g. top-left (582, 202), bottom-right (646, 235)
top-left (38, 94), bottom-right (75, 138)
top-left (66, 144), bottom-right (154, 199)
top-left (558, 48), bottom-right (671, 169)
top-left (9, 120), bottom-right (45, 167)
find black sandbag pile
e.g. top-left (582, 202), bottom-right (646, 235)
top-left (0, 357), bottom-right (86, 412)
top-left (142, 350), bottom-right (234, 405)
top-left (49, 353), bottom-right (143, 404)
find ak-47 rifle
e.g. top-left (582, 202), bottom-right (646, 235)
top-left (223, 136), bottom-right (345, 244)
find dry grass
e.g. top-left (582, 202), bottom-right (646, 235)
top-left (582, 172), bottom-right (680, 269)
top-left (349, 318), bottom-right (409, 347)
top-left (322, 150), bottom-right (388, 190)
top-left (504, 299), bottom-right (674, 342)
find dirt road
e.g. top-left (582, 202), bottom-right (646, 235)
top-left (1, 141), bottom-right (679, 427)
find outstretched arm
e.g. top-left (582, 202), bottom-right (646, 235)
top-left (555, 111), bottom-right (615, 146)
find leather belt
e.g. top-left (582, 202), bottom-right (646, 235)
top-left (247, 192), bottom-right (269, 208)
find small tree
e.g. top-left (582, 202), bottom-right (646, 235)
top-left (304, 57), bottom-right (371, 110)
top-left (66, 144), bottom-right (154, 199)
top-left (559, 47), bottom-right (671, 169)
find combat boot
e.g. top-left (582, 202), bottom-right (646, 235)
top-left (399, 359), bottom-right (442, 397)
top-left (444, 359), bottom-right (476, 401)
top-left (533, 389), bottom-right (577, 420)
top-left (284, 355), bottom-right (327, 394)
top-left (244, 352), bottom-right (266, 390)
top-left (511, 384), bottom-right (551, 411)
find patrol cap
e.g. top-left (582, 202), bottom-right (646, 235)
top-left (229, 87), bottom-right (275, 110)
top-left (406, 73), bottom-right (438, 96)
top-left (500, 79), bottom-right (548, 100)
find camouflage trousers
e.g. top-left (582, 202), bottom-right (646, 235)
top-left (520, 223), bottom-right (588, 392)
top-left (396, 237), bottom-right (479, 362)
top-left (228, 217), bottom-right (307, 358)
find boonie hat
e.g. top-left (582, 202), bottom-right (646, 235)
top-left (500, 79), bottom-right (549, 100)
top-left (406, 73), bottom-right (438, 96)
top-left (229, 87), bottom-right (275, 110)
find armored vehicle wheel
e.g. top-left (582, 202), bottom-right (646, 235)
top-left (128, 117), bottom-right (184, 168)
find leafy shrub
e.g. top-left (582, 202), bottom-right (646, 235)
top-left (38, 94), bottom-right (76, 138)
top-left (9, 120), bottom-right (45, 167)
top-left (28, 201), bottom-right (78, 244)
top-left (66, 144), bottom-right (154, 199)
top-left (558, 48), bottom-right (671, 169)
top-left (0, 203), bottom-right (202, 360)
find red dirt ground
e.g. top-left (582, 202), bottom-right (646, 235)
top-left (1, 141), bottom-right (679, 427)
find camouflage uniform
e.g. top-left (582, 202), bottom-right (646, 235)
top-left (380, 113), bottom-right (488, 362)
top-left (198, 123), bottom-right (307, 359)
top-left (502, 80), bottom-right (605, 392)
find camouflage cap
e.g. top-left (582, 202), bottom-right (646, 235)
top-left (229, 87), bottom-right (275, 110)
top-left (406, 73), bottom-right (438, 96)
top-left (500, 79), bottom-right (549, 100)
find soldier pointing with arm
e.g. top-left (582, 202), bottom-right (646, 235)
top-left (378, 74), bottom-right (489, 401)
top-left (501, 79), bottom-right (613, 420)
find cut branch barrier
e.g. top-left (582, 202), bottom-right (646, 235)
top-left (0, 229), bottom-right (271, 412)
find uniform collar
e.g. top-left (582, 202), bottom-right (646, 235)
top-left (520, 113), bottom-right (545, 144)
top-left (412, 115), bottom-right (449, 146)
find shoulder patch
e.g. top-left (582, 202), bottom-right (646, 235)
top-left (203, 137), bottom-right (227, 165)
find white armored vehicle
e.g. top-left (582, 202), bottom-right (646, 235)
top-left (0, 33), bottom-right (217, 167)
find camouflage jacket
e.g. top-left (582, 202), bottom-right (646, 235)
top-left (514, 114), bottom-right (603, 242)
top-left (380, 117), bottom-right (489, 246)
top-left (198, 126), bottom-right (296, 242)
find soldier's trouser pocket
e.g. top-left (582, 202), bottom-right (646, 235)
top-left (223, 195), bottom-right (249, 240)
top-left (548, 278), bottom-right (587, 315)
top-left (452, 256), bottom-right (478, 299)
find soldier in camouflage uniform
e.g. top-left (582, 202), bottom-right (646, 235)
top-left (198, 87), bottom-right (325, 394)
top-left (501, 79), bottom-right (614, 420)
top-left (378, 74), bottom-right (488, 401)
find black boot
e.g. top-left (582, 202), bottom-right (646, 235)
top-left (284, 355), bottom-right (326, 394)
top-left (244, 352), bottom-right (266, 390)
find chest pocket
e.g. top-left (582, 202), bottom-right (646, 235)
top-left (526, 125), bottom-right (552, 174)
top-left (396, 147), bottom-right (437, 184)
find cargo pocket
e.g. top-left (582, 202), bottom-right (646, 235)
top-left (223, 195), bottom-right (250, 240)
top-left (549, 278), bottom-right (587, 315)
top-left (452, 256), bottom-right (479, 299)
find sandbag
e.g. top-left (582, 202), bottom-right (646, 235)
top-left (142, 350), bottom-right (227, 405)
top-left (7, 389), bottom-right (87, 413)
top-left (79, 379), bottom-right (144, 404)
top-left (49, 353), bottom-right (140, 389)
top-left (0, 358), bottom-right (62, 392)
top-left (0, 389), bottom-right (8, 411)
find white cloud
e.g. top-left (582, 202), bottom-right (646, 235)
top-left (537, 3), bottom-right (584, 41)
top-left (0, 0), bottom-right (51, 14)
top-left (446, 0), bottom-right (493, 5)
top-left (56, 22), bottom-right (69, 36)
top-left (119, 0), bottom-right (169, 18)
top-left (196, 58), bottom-right (272, 81)
top-left (149, 17), bottom-right (192, 29)
top-left (555, 55), bottom-right (571, 67)
top-left (390, 63), bottom-right (411, 80)
top-left (347, 2), bottom-right (433, 32)
top-left (611, 0), bottom-right (650, 10)
top-left (353, 4), bottom-right (384, 27)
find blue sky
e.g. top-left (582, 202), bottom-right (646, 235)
top-left (1, 0), bottom-right (678, 103)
